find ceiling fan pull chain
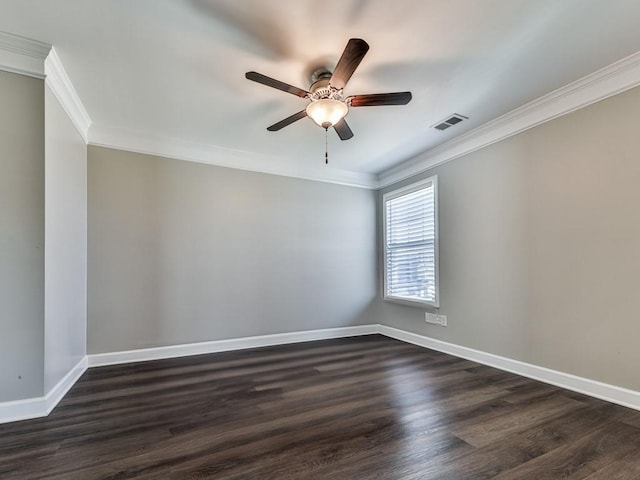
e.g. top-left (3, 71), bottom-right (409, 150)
top-left (325, 127), bottom-right (329, 164)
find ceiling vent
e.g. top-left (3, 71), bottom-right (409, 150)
top-left (431, 113), bottom-right (468, 131)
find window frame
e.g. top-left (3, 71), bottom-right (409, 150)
top-left (382, 175), bottom-right (440, 308)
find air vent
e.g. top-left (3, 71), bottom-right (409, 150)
top-left (431, 113), bottom-right (468, 131)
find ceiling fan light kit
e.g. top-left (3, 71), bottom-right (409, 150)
top-left (245, 38), bottom-right (412, 163)
top-left (306, 99), bottom-right (348, 128)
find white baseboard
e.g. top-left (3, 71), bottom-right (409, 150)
top-left (377, 324), bottom-right (640, 412)
top-left (1, 326), bottom-right (376, 424)
top-left (4, 323), bottom-right (638, 424)
top-left (87, 325), bottom-right (378, 367)
top-left (0, 356), bottom-right (88, 425)
top-left (44, 356), bottom-right (88, 414)
top-left (0, 396), bottom-right (47, 425)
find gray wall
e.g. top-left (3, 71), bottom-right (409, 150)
top-left (43, 85), bottom-right (87, 393)
top-left (87, 146), bottom-right (377, 354)
top-left (378, 85), bottom-right (640, 391)
top-left (0, 71), bottom-right (44, 401)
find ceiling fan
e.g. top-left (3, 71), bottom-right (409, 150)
top-left (245, 38), bottom-right (412, 143)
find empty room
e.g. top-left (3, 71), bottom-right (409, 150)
top-left (2, 1), bottom-right (640, 478)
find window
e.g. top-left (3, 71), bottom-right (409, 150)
top-left (383, 176), bottom-right (439, 307)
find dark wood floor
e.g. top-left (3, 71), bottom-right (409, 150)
top-left (2, 335), bottom-right (640, 479)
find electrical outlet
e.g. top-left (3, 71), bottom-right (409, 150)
top-left (425, 312), bottom-right (447, 327)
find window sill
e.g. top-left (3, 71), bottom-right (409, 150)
top-left (383, 295), bottom-right (439, 309)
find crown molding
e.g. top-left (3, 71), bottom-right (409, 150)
top-left (88, 126), bottom-right (378, 189)
top-left (0, 31), bottom-right (50, 79)
top-left (377, 49), bottom-right (640, 188)
top-left (45, 47), bottom-right (92, 141)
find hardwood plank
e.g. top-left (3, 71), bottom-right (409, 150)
top-left (583, 447), bottom-right (640, 480)
top-left (493, 421), bottom-right (640, 480)
top-left (1, 335), bottom-right (639, 479)
top-left (452, 394), bottom-right (585, 447)
top-left (411, 403), bottom-right (618, 479)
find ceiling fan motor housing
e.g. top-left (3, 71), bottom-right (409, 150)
top-left (308, 66), bottom-right (333, 92)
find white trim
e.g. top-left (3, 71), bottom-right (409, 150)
top-left (1, 326), bottom-right (376, 424)
top-left (0, 31), bottom-right (50, 79)
top-left (44, 356), bottom-right (88, 414)
top-left (0, 397), bottom-right (47, 425)
top-left (0, 356), bottom-right (88, 424)
top-left (382, 175), bottom-right (439, 308)
top-left (377, 49), bottom-right (640, 188)
top-left (45, 47), bottom-right (92, 141)
top-left (377, 325), bottom-right (640, 412)
top-left (87, 325), bottom-right (378, 367)
top-left (5, 324), bottom-right (639, 423)
top-left (88, 126), bottom-right (378, 189)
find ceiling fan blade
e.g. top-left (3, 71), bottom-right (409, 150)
top-left (330, 38), bottom-right (370, 90)
top-left (246, 71), bottom-right (309, 98)
top-left (333, 118), bottom-right (354, 140)
top-left (349, 91), bottom-right (412, 107)
top-left (267, 110), bottom-right (308, 131)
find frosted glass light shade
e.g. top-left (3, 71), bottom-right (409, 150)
top-left (306, 99), bottom-right (348, 127)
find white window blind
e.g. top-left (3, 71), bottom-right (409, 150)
top-left (383, 176), bottom-right (438, 307)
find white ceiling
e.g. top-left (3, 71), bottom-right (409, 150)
top-left (2, 0), bottom-right (640, 184)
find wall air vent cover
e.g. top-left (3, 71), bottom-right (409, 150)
top-left (431, 113), bottom-right (468, 131)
